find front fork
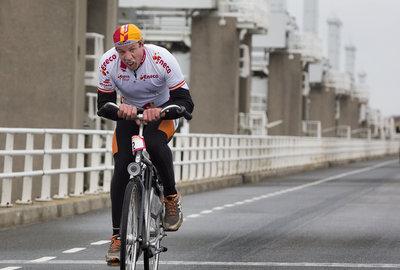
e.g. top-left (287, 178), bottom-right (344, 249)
top-left (131, 160), bottom-right (154, 248)
top-left (129, 120), bottom-right (166, 255)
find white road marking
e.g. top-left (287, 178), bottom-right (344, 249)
top-left (182, 160), bottom-right (395, 221)
top-left (28, 257), bottom-right (56, 263)
top-left (2, 260), bottom-right (400, 268)
top-left (234, 201), bottom-right (245, 205)
top-left (62, 247), bottom-right (86, 253)
top-left (0, 267), bottom-right (22, 270)
top-left (90, 240), bottom-right (110, 245)
top-left (162, 261), bottom-right (400, 268)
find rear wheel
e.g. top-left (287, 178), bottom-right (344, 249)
top-left (120, 180), bottom-right (142, 270)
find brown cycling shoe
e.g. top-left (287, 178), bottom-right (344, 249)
top-left (106, 234), bottom-right (120, 266)
top-left (163, 193), bottom-right (183, 231)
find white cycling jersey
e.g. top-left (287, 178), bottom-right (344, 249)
top-left (97, 44), bottom-right (188, 108)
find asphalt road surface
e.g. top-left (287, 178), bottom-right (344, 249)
top-left (1, 157), bottom-right (400, 270)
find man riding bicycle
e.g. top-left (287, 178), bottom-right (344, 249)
top-left (96, 23), bottom-right (194, 264)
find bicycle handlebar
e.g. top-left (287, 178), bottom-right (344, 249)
top-left (161, 104), bottom-right (192, 121)
top-left (99, 102), bottom-right (192, 121)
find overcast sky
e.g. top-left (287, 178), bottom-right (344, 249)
top-left (287, 0), bottom-right (400, 117)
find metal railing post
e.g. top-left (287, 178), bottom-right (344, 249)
top-left (173, 136), bottom-right (182, 182)
top-left (181, 136), bottom-right (189, 180)
top-left (217, 137), bottom-right (224, 177)
top-left (37, 133), bottom-right (53, 201)
top-left (196, 136), bottom-right (205, 179)
top-left (16, 133), bottom-right (34, 204)
top-left (189, 136), bottom-right (197, 180)
top-left (223, 137), bottom-right (230, 176)
top-left (1, 133), bottom-right (14, 207)
top-left (231, 137), bottom-right (238, 174)
top-left (54, 134), bottom-right (70, 199)
top-left (102, 134), bottom-right (113, 192)
top-left (87, 134), bottom-right (101, 194)
top-left (71, 134), bottom-right (85, 196)
top-left (211, 137), bottom-right (218, 177)
top-left (204, 137), bottom-right (212, 178)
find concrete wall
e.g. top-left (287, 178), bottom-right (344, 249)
top-left (309, 85), bottom-right (337, 137)
top-left (337, 96), bottom-right (360, 130)
top-left (267, 52), bottom-right (303, 136)
top-left (0, 0), bottom-right (89, 205)
top-left (87, 0), bottom-right (118, 51)
top-left (239, 32), bottom-right (252, 113)
top-left (0, 0), bottom-right (87, 129)
top-left (189, 17), bottom-right (240, 134)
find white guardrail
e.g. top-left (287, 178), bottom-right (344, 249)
top-left (0, 128), bottom-right (399, 207)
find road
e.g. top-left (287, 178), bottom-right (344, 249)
top-left (1, 157), bottom-right (400, 269)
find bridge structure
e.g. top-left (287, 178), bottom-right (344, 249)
top-left (0, 0), bottom-right (394, 135)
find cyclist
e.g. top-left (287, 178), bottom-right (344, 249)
top-left (96, 23), bottom-right (194, 264)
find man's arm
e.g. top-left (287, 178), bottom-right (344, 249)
top-left (162, 88), bottom-right (194, 119)
top-left (97, 89), bottom-right (119, 120)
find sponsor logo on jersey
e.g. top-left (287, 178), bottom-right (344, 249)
top-left (117, 74), bottom-right (130, 81)
top-left (152, 53), bottom-right (171, 74)
top-left (101, 54), bottom-right (117, 75)
top-left (100, 79), bottom-right (112, 87)
top-left (140, 74), bottom-right (159, 81)
top-left (100, 81), bottom-right (112, 87)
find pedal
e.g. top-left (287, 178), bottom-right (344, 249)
top-left (150, 245), bottom-right (168, 256)
top-left (106, 259), bottom-right (120, 267)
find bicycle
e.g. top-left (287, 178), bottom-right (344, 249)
top-left (100, 103), bottom-right (192, 270)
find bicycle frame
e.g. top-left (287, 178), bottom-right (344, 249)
top-left (130, 122), bottom-right (154, 236)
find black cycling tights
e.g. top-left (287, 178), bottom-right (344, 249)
top-left (111, 119), bottom-right (177, 236)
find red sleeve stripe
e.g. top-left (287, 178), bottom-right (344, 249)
top-left (97, 88), bottom-right (115, 94)
top-left (169, 80), bottom-right (186, 90)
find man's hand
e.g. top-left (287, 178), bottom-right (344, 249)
top-left (118, 104), bottom-right (137, 120)
top-left (143, 107), bottom-right (162, 122)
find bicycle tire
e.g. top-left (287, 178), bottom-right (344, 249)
top-left (120, 180), bottom-right (142, 270)
top-left (144, 243), bottom-right (160, 270)
top-left (143, 187), bottom-right (163, 270)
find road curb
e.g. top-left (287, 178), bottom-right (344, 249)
top-left (0, 194), bottom-right (111, 230)
top-left (0, 154), bottom-right (395, 230)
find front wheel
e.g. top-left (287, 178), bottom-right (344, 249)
top-left (144, 242), bottom-right (160, 270)
top-left (120, 180), bottom-right (142, 270)
top-left (143, 188), bottom-right (163, 270)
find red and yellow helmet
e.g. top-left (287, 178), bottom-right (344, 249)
top-left (113, 24), bottom-right (142, 47)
